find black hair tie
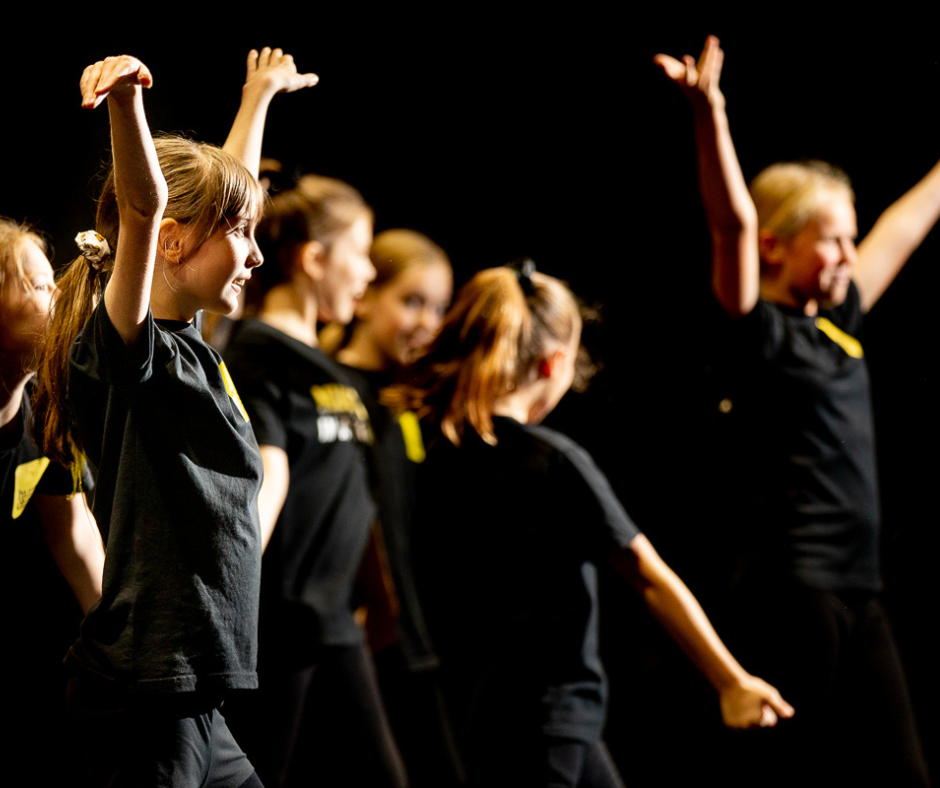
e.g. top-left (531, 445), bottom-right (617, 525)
top-left (509, 257), bottom-right (537, 296)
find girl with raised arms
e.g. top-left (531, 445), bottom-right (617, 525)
top-left (655, 36), bottom-right (940, 786)
top-left (31, 49), bottom-right (316, 788)
top-left (386, 264), bottom-right (792, 788)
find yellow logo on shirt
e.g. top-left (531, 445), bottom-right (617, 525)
top-left (815, 317), bottom-right (864, 359)
top-left (13, 457), bottom-right (50, 519)
top-left (219, 362), bottom-right (250, 421)
top-left (398, 412), bottom-right (426, 463)
top-left (310, 384), bottom-right (370, 422)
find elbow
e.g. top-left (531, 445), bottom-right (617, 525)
top-left (118, 179), bottom-right (169, 223)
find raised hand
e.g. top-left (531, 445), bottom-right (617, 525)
top-left (719, 674), bottom-right (795, 730)
top-left (653, 35), bottom-right (725, 109)
top-left (244, 47), bottom-right (319, 95)
top-left (80, 56), bottom-right (153, 109)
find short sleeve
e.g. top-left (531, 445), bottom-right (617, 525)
top-left (70, 302), bottom-right (156, 390)
top-left (550, 437), bottom-right (640, 562)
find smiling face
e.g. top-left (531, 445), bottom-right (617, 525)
top-left (0, 239), bottom-right (56, 375)
top-left (315, 215), bottom-right (376, 325)
top-left (176, 212), bottom-right (264, 318)
top-left (764, 193), bottom-right (858, 311)
top-left (357, 260), bottom-right (453, 367)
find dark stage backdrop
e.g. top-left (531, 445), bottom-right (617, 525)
top-left (4, 12), bottom-right (940, 784)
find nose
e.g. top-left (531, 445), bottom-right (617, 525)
top-left (363, 255), bottom-right (376, 284)
top-left (840, 238), bottom-right (857, 265)
top-left (248, 238), bottom-right (264, 268)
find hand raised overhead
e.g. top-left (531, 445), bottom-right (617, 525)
top-left (80, 56), bottom-right (153, 109)
top-left (654, 35), bottom-right (725, 109)
top-left (244, 47), bottom-right (319, 95)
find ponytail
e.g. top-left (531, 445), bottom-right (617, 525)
top-left (387, 266), bottom-right (580, 446)
top-left (32, 135), bottom-right (263, 471)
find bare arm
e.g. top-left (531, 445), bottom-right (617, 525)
top-left (35, 493), bottom-right (104, 614)
top-left (80, 57), bottom-right (168, 345)
top-left (222, 48), bottom-right (319, 177)
top-left (655, 36), bottom-right (760, 318)
top-left (855, 159), bottom-right (940, 311)
top-left (612, 535), bottom-right (793, 728)
top-left (257, 444), bottom-right (290, 552)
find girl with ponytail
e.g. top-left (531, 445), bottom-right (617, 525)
top-left (33, 49), bottom-right (316, 788)
top-left (389, 265), bottom-right (793, 787)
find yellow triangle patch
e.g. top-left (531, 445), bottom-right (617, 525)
top-left (13, 457), bottom-right (50, 519)
top-left (219, 361), bottom-right (250, 422)
top-left (815, 317), bottom-right (864, 359)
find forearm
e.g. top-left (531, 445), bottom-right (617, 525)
top-left (37, 494), bottom-right (105, 614)
top-left (616, 536), bottom-right (748, 692)
top-left (693, 102), bottom-right (760, 316)
top-left (857, 157), bottom-right (940, 309)
top-left (104, 85), bottom-right (167, 341)
top-left (223, 81), bottom-right (278, 177)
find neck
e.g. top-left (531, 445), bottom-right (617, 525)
top-left (337, 326), bottom-right (390, 371)
top-left (0, 370), bottom-right (28, 435)
top-left (759, 280), bottom-right (819, 316)
top-left (259, 283), bottom-right (319, 347)
top-left (493, 384), bottom-right (549, 425)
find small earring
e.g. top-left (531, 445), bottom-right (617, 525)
top-left (538, 359), bottom-right (551, 378)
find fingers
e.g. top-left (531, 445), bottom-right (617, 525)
top-left (80, 56), bottom-right (151, 108)
top-left (652, 53), bottom-right (687, 82)
top-left (244, 47), bottom-right (319, 92)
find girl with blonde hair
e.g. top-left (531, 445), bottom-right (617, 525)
top-left (657, 35), bottom-right (940, 785)
top-left (32, 48), bottom-right (316, 787)
top-left (1, 217), bottom-right (104, 784)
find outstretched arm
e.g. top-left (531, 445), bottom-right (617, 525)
top-left (655, 36), bottom-right (760, 318)
top-left (35, 493), bottom-right (104, 614)
top-left (855, 159), bottom-right (940, 311)
top-left (223, 47), bottom-right (319, 177)
top-left (612, 535), bottom-right (793, 729)
top-left (81, 56), bottom-right (168, 345)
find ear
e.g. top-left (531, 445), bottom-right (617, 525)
top-left (158, 219), bottom-right (187, 264)
top-left (537, 346), bottom-right (567, 379)
top-left (758, 228), bottom-right (786, 266)
top-left (298, 240), bottom-right (327, 281)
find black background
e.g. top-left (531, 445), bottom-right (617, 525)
top-left (5, 9), bottom-right (940, 783)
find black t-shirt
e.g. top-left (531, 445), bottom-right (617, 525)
top-left (68, 304), bottom-right (263, 693)
top-left (224, 320), bottom-right (376, 665)
top-left (414, 416), bottom-right (640, 743)
top-left (338, 364), bottom-right (438, 672)
top-left (734, 282), bottom-right (880, 591)
top-left (1, 394), bottom-right (85, 662)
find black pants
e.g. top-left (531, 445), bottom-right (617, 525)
top-left (226, 641), bottom-right (408, 788)
top-left (728, 587), bottom-right (930, 787)
top-left (67, 675), bottom-right (261, 788)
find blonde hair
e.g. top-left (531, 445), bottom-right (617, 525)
top-left (386, 266), bottom-right (582, 446)
top-left (249, 174), bottom-right (372, 311)
top-left (32, 135), bottom-right (264, 469)
top-left (750, 160), bottom-right (855, 241)
top-left (0, 217), bottom-right (46, 294)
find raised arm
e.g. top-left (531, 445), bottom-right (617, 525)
top-left (35, 493), bottom-right (104, 614)
top-left (223, 47), bottom-right (319, 177)
top-left (855, 159), bottom-right (940, 311)
top-left (81, 56), bottom-right (168, 345)
top-left (655, 36), bottom-right (760, 318)
top-left (612, 535), bottom-right (793, 729)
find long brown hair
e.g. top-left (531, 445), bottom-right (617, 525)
top-left (31, 135), bottom-right (264, 470)
top-left (386, 266), bottom-right (582, 446)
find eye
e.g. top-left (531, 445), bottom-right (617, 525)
top-left (403, 294), bottom-right (424, 310)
